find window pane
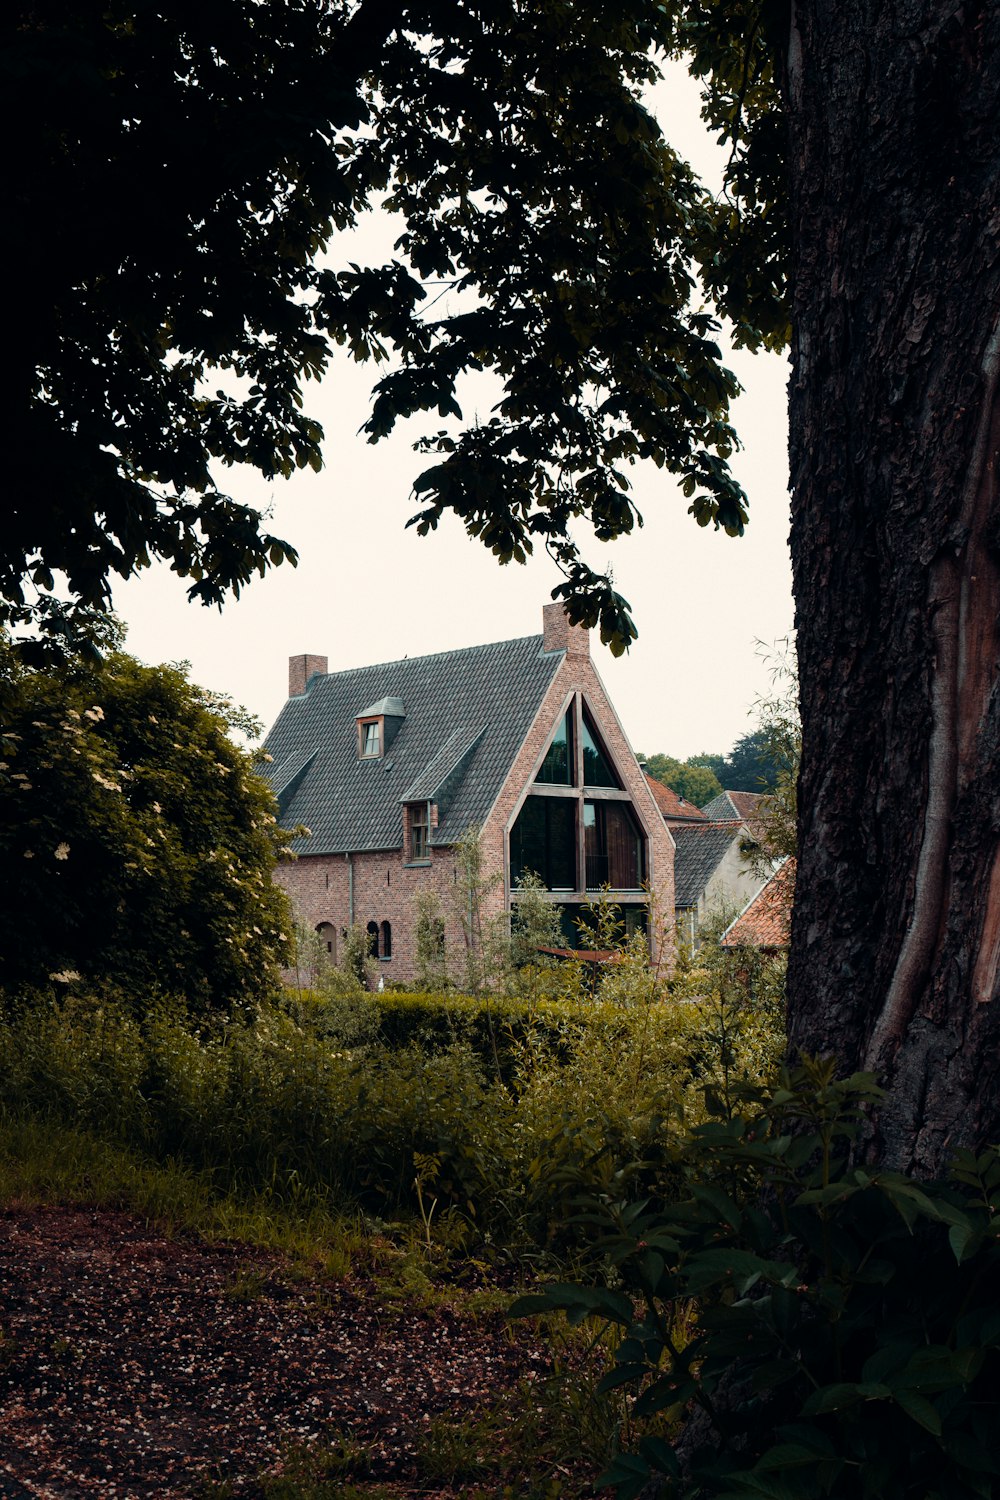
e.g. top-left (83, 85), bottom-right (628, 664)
top-left (585, 800), bottom-right (644, 889)
top-left (510, 795), bottom-right (576, 890)
top-left (581, 709), bottom-right (620, 787)
top-left (560, 903), bottom-right (646, 949)
top-left (536, 708), bottom-right (573, 784)
top-left (410, 804), bottom-right (429, 860)
top-left (362, 722), bottom-right (380, 756)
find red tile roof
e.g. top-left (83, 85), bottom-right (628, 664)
top-left (726, 789), bottom-right (765, 824)
top-left (643, 773), bottom-right (707, 824)
top-left (721, 859), bottom-right (796, 949)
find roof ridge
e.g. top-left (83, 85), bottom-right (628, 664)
top-left (308, 633), bottom-right (546, 684)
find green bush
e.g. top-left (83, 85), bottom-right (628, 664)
top-left (0, 636), bottom-right (291, 1014)
top-left (513, 1059), bottom-right (1000, 1499)
top-left (0, 984), bottom-right (783, 1261)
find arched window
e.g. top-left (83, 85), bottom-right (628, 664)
top-left (366, 920), bottom-right (379, 958)
top-left (380, 920), bottom-right (392, 959)
top-left (316, 921), bottom-right (336, 960)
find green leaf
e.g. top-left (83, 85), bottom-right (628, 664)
top-left (949, 1220), bottom-right (979, 1263)
top-left (893, 1388), bottom-right (942, 1435)
top-left (750, 1359), bottom-right (804, 1393)
top-left (638, 1435), bottom-right (680, 1476)
top-left (684, 1247), bottom-right (786, 1293)
top-left (596, 1453), bottom-right (651, 1500)
top-left (803, 1382), bottom-right (888, 1415)
top-left (754, 1442), bottom-right (834, 1472)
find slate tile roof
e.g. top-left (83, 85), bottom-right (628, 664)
top-left (721, 858), bottom-right (796, 949)
top-left (672, 822), bottom-right (745, 906)
top-left (643, 773), bottom-right (707, 824)
top-left (401, 725), bottom-right (487, 803)
top-left (701, 789), bottom-right (764, 822)
top-left (262, 634), bottom-right (563, 855)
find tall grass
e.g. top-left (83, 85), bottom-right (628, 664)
top-left (0, 985), bottom-right (783, 1262)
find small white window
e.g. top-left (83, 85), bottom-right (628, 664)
top-left (361, 721), bottom-right (380, 757)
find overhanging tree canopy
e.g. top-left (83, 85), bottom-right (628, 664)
top-left (5, 0), bottom-right (783, 657)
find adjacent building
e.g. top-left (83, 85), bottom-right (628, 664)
top-left (720, 858), bottom-right (796, 952)
top-left (669, 789), bottom-right (774, 947)
top-left (263, 604), bottom-right (674, 985)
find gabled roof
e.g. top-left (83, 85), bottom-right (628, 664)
top-left (643, 772), bottom-right (708, 824)
top-left (721, 858), bottom-right (796, 949)
top-left (701, 789), bottom-right (764, 822)
top-left (673, 822), bottom-right (744, 906)
top-left (262, 634), bottom-right (563, 854)
top-left (268, 749), bottom-right (318, 822)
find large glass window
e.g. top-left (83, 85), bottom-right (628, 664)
top-left (510, 795), bottom-right (576, 890)
top-left (557, 903), bottom-right (646, 950)
top-left (535, 708), bottom-right (574, 785)
top-left (584, 800), bottom-right (644, 889)
top-left (581, 708), bottom-right (620, 788)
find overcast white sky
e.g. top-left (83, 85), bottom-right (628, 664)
top-left (111, 60), bottom-right (792, 761)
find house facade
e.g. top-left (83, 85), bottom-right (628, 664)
top-left (263, 604), bottom-right (674, 985)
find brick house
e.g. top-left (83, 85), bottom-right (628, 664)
top-left (263, 603), bottom-right (674, 985)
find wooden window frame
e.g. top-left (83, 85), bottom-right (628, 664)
top-left (358, 717), bottom-right (383, 758)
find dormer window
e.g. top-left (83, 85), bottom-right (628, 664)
top-left (356, 696), bottom-right (405, 759)
top-left (359, 718), bottom-right (381, 758)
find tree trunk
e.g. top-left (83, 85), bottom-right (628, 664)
top-left (785, 0), bottom-right (1000, 1172)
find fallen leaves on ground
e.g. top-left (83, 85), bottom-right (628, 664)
top-left (0, 1205), bottom-right (559, 1498)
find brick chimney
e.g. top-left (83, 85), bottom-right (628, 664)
top-left (288, 654), bottom-right (328, 697)
top-left (542, 601), bottom-right (589, 659)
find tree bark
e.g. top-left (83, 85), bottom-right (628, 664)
top-left (785, 0), bottom-right (1000, 1172)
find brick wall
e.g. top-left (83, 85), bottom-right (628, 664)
top-left (478, 651), bottom-right (676, 962)
top-left (275, 843), bottom-right (474, 986)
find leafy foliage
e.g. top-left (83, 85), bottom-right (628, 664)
top-left (0, 632), bottom-right (290, 1011)
top-left (0, 978), bottom-right (782, 1261)
top-left (739, 641), bottom-right (799, 872)
top-left (513, 1059), bottom-right (1000, 1500)
top-left (7, 2), bottom-right (787, 654)
top-left (641, 754), bottom-right (724, 807)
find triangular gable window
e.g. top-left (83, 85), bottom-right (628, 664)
top-left (581, 705), bottom-right (620, 788)
top-left (535, 707), bottom-right (574, 785)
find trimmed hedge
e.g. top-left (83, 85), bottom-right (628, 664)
top-left (284, 987), bottom-right (711, 1081)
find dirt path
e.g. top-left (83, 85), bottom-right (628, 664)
top-left (0, 1205), bottom-right (551, 1498)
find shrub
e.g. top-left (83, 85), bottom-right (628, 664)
top-left (513, 1059), bottom-right (1000, 1499)
top-left (0, 633), bottom-right (291, 1014)
top-left (0, 983), bottom-right (784, 1262)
